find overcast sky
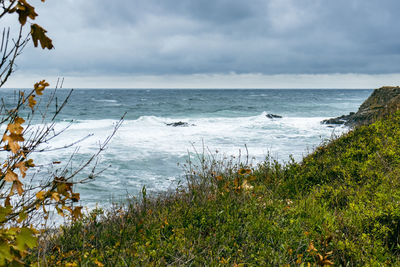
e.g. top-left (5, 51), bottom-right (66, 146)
top-left (5, 0), bottom-right (400, 88)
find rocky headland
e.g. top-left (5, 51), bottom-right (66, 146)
top-left (322, 86), bottom-right (400, 126)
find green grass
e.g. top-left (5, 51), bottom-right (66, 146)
top-left (30, 112), bottom-right (400, 266)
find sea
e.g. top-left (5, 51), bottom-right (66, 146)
top-left (2, 89), bottom-right (372, 207)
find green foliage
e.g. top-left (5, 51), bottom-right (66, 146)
top-left (31, 112), bottom-right (400, 265)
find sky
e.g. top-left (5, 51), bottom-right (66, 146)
top-left (4, 0), bottom-right (400, 88)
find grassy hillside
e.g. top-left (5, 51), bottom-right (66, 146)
top-left (31, 112), bottom-right (400, 266)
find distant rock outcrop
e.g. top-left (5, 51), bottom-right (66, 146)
top-left (266, 113), bottom-right (282, 119)
top-left (166, 121), bottom-right (195, 127)
top-left (322, 86), bottom-right (400, 126)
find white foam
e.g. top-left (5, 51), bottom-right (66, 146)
top-left (24, 112), bottom-right (348, 206)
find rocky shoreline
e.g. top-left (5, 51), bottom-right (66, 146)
top-left (322, 86), bottom-right (400, 126)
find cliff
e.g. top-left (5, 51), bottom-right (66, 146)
top-left (322, 86), bottom-right (400, 126)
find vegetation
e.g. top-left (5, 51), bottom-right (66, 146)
top-left (29, 112), bottom-right (400, 266)
top-left (0, 1), bottom-right (121, 265)
top-left (2, 1), bottom-right (399, 266)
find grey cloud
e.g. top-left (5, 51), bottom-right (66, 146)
top-left (11, 0), bottom-right (400, 76)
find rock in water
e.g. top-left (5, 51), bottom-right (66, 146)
top-left (322, 86), bottom-right (400, 126)
top-left (266, 113), bottom-right (282, 119)
top-left (166, 121), bottom-right (190, 127)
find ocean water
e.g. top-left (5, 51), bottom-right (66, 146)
top-left (2, 89), bottom-right (372, 206)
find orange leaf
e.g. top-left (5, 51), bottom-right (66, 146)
top-left (9, 133), bottom-right (24, 142)
top-left (2, 134), bottom-right (22, 153)
top-left (8, 122), bottom-right (24, 134)
top-left (15, 161), bottom-right (28, 178)
top-left (14, 117), bottom-right (25, 125)
top-left (5, 170), bottom-right (18, 182)
top-left (72, 206), bottom-right (83, 219)
top-left (12, 180), bottom-right (24, 195)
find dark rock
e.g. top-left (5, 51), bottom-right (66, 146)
top-left (166, 121), bottom-right (195, 127)
top-left (266, 113), bottom-right (282, 119)
top-left (322, 86), bottom-right (400, 127)
top-left (322, 114), bottom-right (351, 125)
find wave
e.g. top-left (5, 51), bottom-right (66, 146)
top-left (24, 112), bottom-right (349, 207)
top-left (91, 99), bottom-right (118, 103)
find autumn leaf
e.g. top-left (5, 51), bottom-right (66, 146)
top-left (15, 161), bottom-right (28, 178)
top-left (238, 168), bottom-right (252, 175)
top-left (15, 228), bottom-right (37, 251)
top-left (307, 242), bottom-right (318, 253)
top-left (31, 23), bottom-right (54, 49)
top-left (17, 211), bottom-right (27, 223)
top-left (51, 192), bottom-right (60, 201)
top-left (7, 124), bottom-right (23, 135)
top-left (28, 95), bottom-right (36, 109)
top-left (7, 117), bottom-right (25, 134)
top-left (36, 191), bottom-right (45, 200)
top-left (56, 206), bottom-right (64, 216)
top-left (72, 206), bottom-right (83, 219)
top-left (15, 117), bottom-right (25, 124)
top-left (94, 260), bottom-right (104, 267)
top-left (9, 133), bottom-right (24, 142)
top-left (9, 0), bottom-right (38, 26)
top-left (12, 180), bottom-right (24, 195)
top-left (2, 134), bottom-right (22, 153)
top-left (25, 159), bottom-right (35, 167)
top-left (71, 192), bottom-right (80, 202)
top-left (5, 170), bottom-right (18, 182)
top-left (34, 80), bottom-right (49, 95)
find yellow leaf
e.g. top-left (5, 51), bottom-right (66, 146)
top-left (51, 192), bottom-right (60, 201)
top-left (10, 0), bottom-right (38, 26)
top-left (34, 80), bottom-right (49, 95)
top-left (31, 24), bottom-right (54, 49)
top-left (36, 191), bottom-right (46, 200)
top-left (5, 170), bottom-right (18, 182)
top-left (321, 259), bottom-right (334, 265)
top-left (28, 95), bottom-right (36, 109)
top-left (56, 206), bottom-right (65, 216)
top-left (94, 260), bottom-right (104, 267)
top-left (25, 159), bottom-right (35, 167)
top-left (307, 242), bottom-right (318, 252)
top-left (14, 117), bottom-right (25, 125)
